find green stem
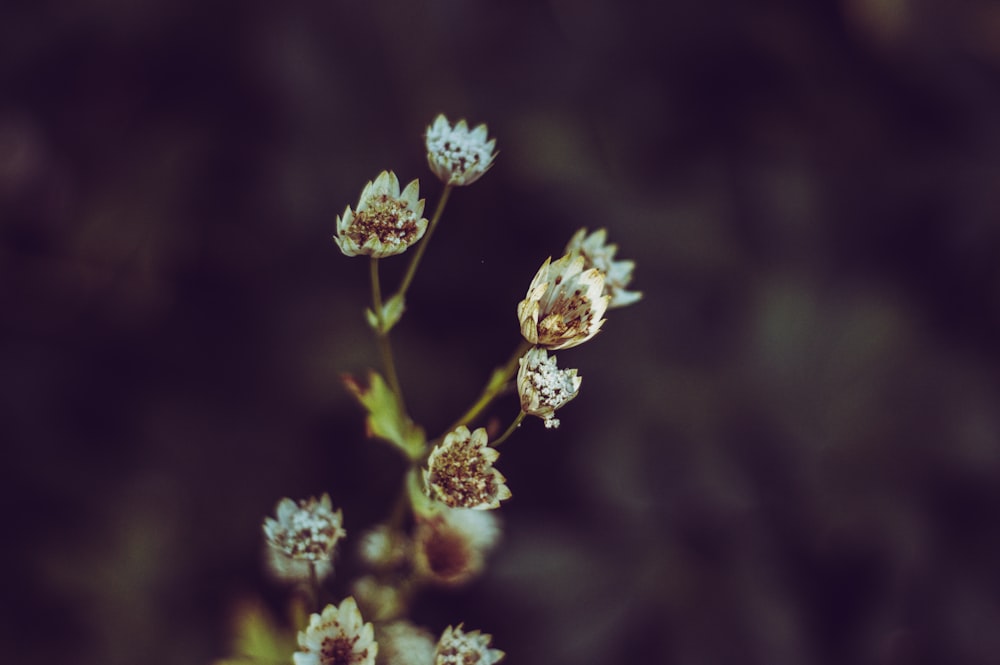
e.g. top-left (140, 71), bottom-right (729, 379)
top-left (396, 185), bottom-right (452, 299)
top-left (446, 339), bottom-right (533, 434)
top-left (491, 411), bottom-right (526, 447)
top-left (371, 257), bottom-right (405, 405)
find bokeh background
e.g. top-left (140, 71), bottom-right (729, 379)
top-left (4, 1), bottom-right (1000, 664)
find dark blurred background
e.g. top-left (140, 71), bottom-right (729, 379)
top-left (4, 1), bottom-right (1000, 664)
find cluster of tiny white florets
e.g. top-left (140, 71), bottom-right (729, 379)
top-left (263, 494), bottom-right (346, 583)
top-left (334, 171), bottom-right (428, 258)
top-left (425, 114), bottom-right (497, 186)
top-left (434, 624), bottom-right (505, 665)
top-left (517, 347), bottom-right (582, 429)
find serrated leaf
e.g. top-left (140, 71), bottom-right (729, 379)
top-left (343, 370), bottom-right (426, 459)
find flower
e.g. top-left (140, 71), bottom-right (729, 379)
top-left (423, 426), bottom-right (511, 510)
top-left (357, 525), bottom-right (409, 571)
top-left (565, 227), bottom-right (642, 308)
top-left (352, 575), bottom-right (404, 623)
top-left (425, 114), bottom-right (497, 186)
top-left (434, 625), bottom-right (504, 665)
top-left (413, 507), bottom-right (500, 586)
top-left (516, 347), bottom-right (582, 429)
top-left (516, 254), bottom-right (610, 350)
top-left (376, 621), bottom-right (436, 665)
top-left (294, 597), bottom-right (377, 665)
top-left (263, 494), bottom-right (346, 584)
top-left (334, 171), bottom-right (428, 258)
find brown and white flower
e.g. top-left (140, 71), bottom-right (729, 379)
top-left (565, 227), bottom-right (642, 308)
top-left (434, 624), bottom-right (504, 665)
top-left (423, 426), bottom-right (511, 510)
top-left (413, 507), bottom-right (500, 586)
top-left (334, 171), bottom-right (428, 258)
top-left (516, 346), bottom-right (582, 429)
top-left (294, 597), bottom-right (377, 665)
top-left (516, 254), bottom-right (609, 350)
top-left (425, 114), bottom-right (497, 186)
top-left (263, 494), bottom-right (346, 584)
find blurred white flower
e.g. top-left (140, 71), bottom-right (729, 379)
top-left (424, 426), bottom-right (511, 510)
top-left (425, 114), bottom-right (497, 186)
top-left (565, 227), bottom-right (642, 308)
top-left (434, 624), bottom-right (504, 665)
top-left (263, 493), bottom-right (346, 584)
top-left (517, 254), bottom-right (609, 350)
top-left (376, 621), bottom-right (436, 665)
top-left (516, 346), bottom-right (581, 429)
top-left (294, 597), bottom-right (377, 665)
top-left (413, 507), bottom-right (500, 586)
top-left (335, 171), bottom-right (428, 258)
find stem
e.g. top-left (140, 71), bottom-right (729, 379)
top-left (396, 184), bottom-right (452, 299)
top-left (446, 339), bottom-right (533, 434)
top-left (371, 257), bottom-right (405, 404)
top-left (307, 562), bottom-right (320, 613)
top-left (491, 411), bottom-right (526, 447)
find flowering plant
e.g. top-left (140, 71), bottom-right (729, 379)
top-left (215, 114), bottom-right (640, 665)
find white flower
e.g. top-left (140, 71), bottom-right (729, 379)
top-left (425, 114), bottom-right (497, 186)
top-left (565, 227), bottom-right (642, 308)
top-left (263, 494), bottom-right (346, 584)
top-left (517, 254), bottom-right (609, 350)
top-left (352, 575), bottom-right (404, 623)
top-left (376, 621), bottom-right (436, 665)
top-left (357, 525), bottom-right (409, 571)
top-left (434, 624), bottom-right (504, 665)
top-left (335, 171), bottom-right (428, 258)
top-left (516, 347), bottom-right (581, 429)
top-left (413, 507), bottom-right (501, 586)
top-left (423, 426), bottom-right (512, 510)
top-left (294, 597), bottom-right (377, 665)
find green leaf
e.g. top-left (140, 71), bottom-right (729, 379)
top-left (212, 596), bottom-right (298, 665)
top-left (343, 370), bottom-right (426, 459)
top-left (364, 294), bottom-right (406, 334)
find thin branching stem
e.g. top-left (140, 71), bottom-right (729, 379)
top-left (491, 411), bottom-right (526, 447)
top-left (371, 257), bottom-right (405, 405)
top-left (396, 184), bottom-right (452, 300)
top-left (446, 339), bottom-right (533, 435)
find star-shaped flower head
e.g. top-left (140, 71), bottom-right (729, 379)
top-left (565, 227), bottom-right (642, 308)
top-left (434, 624), bottom-right (504, 665)
top-left (425, 114), bottom-right (497, 186)
top-left (424, 426), bottom-right (511, 510)
top-left (516, 347), bottom-right (582, 429)
top-left (334, 171), bottom-right (428, 258)
top-left (517, 254), bottom-right (610, 350)
top-left (293, 597), bottom-right (377, 665)
top-left (263, 494), bottom-right (346, 584)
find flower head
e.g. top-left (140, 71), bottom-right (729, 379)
top-left (517, 347), bottom-right (582, 429)
top-left (425, 114), bottom-right (497, 186)
top-left (335, 171), bottom-right (428, 258)
top-left (294, 597), bottom-right (377, 665)
top-left (424, 426), bottom-right (511, 510)
top-left (376, 621), bottom-right (436, 665)
top-left (434, 624), bottom-right (504, 665)
top-left (517, 254), bottom-right (610, 350)
top-left (565, 227), bottom-right (642, 308)
top-left (263, 494), bottom-right (346, 584)
top-left (413, 507), bottom-right (500, 586)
